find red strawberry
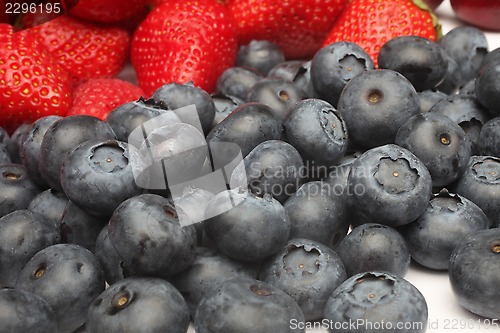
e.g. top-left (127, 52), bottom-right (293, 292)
top-left (0, 24), bottom-right (72, 133)
top-left (226, 0), bottom-right (350, 59)
top-left (131, 0), bottom-right (237, 96)
top-left (322, 0), bottom-right (441, 67)
top-left (67, 78), bottom-right (145, 120)
top-left (70, 0), bottom-right (149, 23)
top-left (28, 15), bottom-right (130, 86)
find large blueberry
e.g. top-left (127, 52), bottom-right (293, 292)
top-left (15, 243), bottom-right (105, 333)
top-left (0, 163), bottom-right (42, 217)
top-left (284, 181), bottom-right (349, 249)
top-left (449, 228), bottom-right (500, 319)
top-left (400, 189), bottom-right (490, 270)
top-left (194, 277), bottom-right (305, 333)
top-left (395, 112), bottom-right (472, 187)
top-left (28, 189), bottom-right (68, 225)
top-left (259, 238), bottom-right (347, 321)
top-left (336, 223), bottom-right (411, 278)
top-left (454, 156), bottom-right (500, 227)
top-left (39, 115), bottom-right (116, 192)
top-left (204, 188), bottom-right (290, 262)
top-left (478, 116), bottom-right (500, 157)
top-left (236, 40), bottom-right (285, 75)
top-left (337, 69), bottom-right (420, 149)
top-left (60, 139), bottom-right (144, 217)
top-left (216, 67), bottom-right (263, 102)
top-left (86, 277), bottom-right (190, 333)
top-left (283, 99), bottom-right (348, 178)
top-left (347, 144), bottom-right (433, 227)
top-left (324, 271), bottom-right (428, 333)
top-left (311, 41), bottom-right (375, 107)
top-left (108, 194), bottom-right (197, 277)
top-left (0, 288), bottom-right (57, 333)
top-left (0, 210), bottom-right (60, 287)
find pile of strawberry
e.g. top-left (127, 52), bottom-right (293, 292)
top-left (0, 0), bottom-right (442, 133)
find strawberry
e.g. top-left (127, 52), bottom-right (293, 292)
top-left (28, 15), bottom-right (130, 86)
top-left (131, 0), bottom-right (237, 97)
top-left (70, 0), bottom-right (149, 23)
top-left (322, 0), bottom-right (441, 67)
top-left (0, 24), bottom-right (72, 133)
top-left (67, 78), bottom-right (145, 120)
top-left (226, 0), bottom-right (350, 60)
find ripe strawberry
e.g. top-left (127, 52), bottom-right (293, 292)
top-left (131, 0), bottom-right (237, 96)
top-left (226, 0), bottom-right (350, 60)
top-left (67, 78), bottom-right (145, 120)
top-left (0, 24), bottom-right (72, 133)
top-left (28, 15), bottom-right (130, 86)
top-left (70, 0), bottom-right (149, 23)
top-left (451, 0), bottom-right (500, 31)
top-left (322, 0), bottom-right (441, 67)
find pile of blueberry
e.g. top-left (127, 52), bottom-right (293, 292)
top-left (1, 25), bottom-right (500, 333)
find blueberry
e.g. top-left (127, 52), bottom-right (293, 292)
top-left (284, 181), bottom-right (349, 249)
top-left (150, 82), bottom-right (216, 134)
top-left (435, 55), bottom-right (462, 94)
top-left (15, 243), bottom-right (105, 333)
top-left (459, 78), bottom-right (477, 97)
top-left (400, 189), bottom-right (490, 270)
top-left (268, 60), bottom-right (305, 82)
top-left (337, 223), bottom-right (410, 278)
top-left (378, 36), bottom-right (448, 91)
top-left (60, 201), bottom-right (108, 252)
top-left (0, 143), bottom-right (11, 165)
top-left (194, 277), bottom-right (305, 333)
top-left (169, 247), bottom-right (258, 315)
top-left (324, 272), bottom-right (428, 333)
top-left (311, 41), bottom-right (375, 107)
top-left (395, 112), bottom-right (472, 187)
top-left (60, 139), bottom-right (143, 217)
top-left (94, 226), bottom-right (128, 285)
top-left (475, 61), bottom-right (500, 116)
top-left (439, 26), bottom-right (489, 85)
top-left (478, 116), bottom-right (500, 157)
top-left (454, 155), bottom-right (500, 227)
top-left (0, 210), bottom-right (60, 287)
top-left (283, 99), bottom-right (348, 178)
top-left (207, 102), bottom-right (282, 157)
top-left (337, 69), bottom-right (420, 149)
top-left (204, 188), bottom-right (290, 262)
top-left (86, 277), bottom-right (190, 333)
top-left (211, 93), bottom-right (245, 128)
top-left (237, 40), bottom-right (285, 76)
top-left (259, 238), bottom-right (347, 321)
top-left (449, 228), bottom-right (500, 319)
top-left (268, 60), bottom-right (320, 99)
top-left (429, 94), bottom-right (491, 154)
top-left (108, 193), bottom-right (197, 277)
top-left (216, 67), bottom-right (263, 102)
top-left (246, 78), bottom-right (303, 122)
top-left (39, 115), bottom-right (116, 192)
top-left (418, 90), bottom-right (447, 113)
top-left (0, 164), bottom-right (42, 217)
top-left (105, 97), bottom-right (179, 142)
top-left (0, 288), bottom-right (57, 333)
top-left (347, 144), bottom-right (433, 227)
top-left (235, 139), bottom-right (304, 203)
top-left (7, 123), bottom-right (29, 164)
top-left (20, 115), bottom-right (62, 187)
top-left (481, 46), bottom-right (500, 70)
top-left (28, 188), bottom-right (68, 225)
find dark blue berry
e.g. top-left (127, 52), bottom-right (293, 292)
top-left (216, 67), bottom-right (263, 102)
top-left (478, 116), bottom-right (500, 157)
top-left (0, 164), bottom-right (42, 217)
top-left (237, 40), bottom-right (286, 76)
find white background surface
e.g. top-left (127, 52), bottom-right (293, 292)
top-left (186, 1), bottom-right (500, 332)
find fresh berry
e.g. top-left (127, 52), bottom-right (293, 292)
top-left (226, 0), bottom-right (350, 59)
top-left (70, 0), bottom-right (149, 23)
top-left (322, 0), bottom-right (441, 67)
top-left (216, 66), bottom-right (263, 102)
top-left (475, 61), bottom-right (500, 116)
top-left (450, 0), bottom-right (500, 32)
top-left (131, 0), bottom-right (237, 96)
top-left (0, 163), bottom-right (42, 217)
top-left (0, 24), bottom-right (71, 133)
top-left (67, 78), bottom-right (145, 120)
top-left (29, 15), bottom-right (130, 86)
top-left (478, 116), bottom-right (500, 157)
top-left (236, 40), bottom-right (285, 76)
